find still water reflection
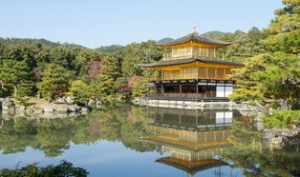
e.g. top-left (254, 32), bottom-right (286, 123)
top-left (143, 108), bottom-right (241, 177)
top-left (0, 106), bottom-right (298, 177)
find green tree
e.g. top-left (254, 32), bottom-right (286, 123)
top-left (263, 110), bottom-right (300, 128)
top-left (231, 52), bottom-right (300, 110)
top-left (38, 64), bottom-right (72, 100)
top-left (48, 47), bottom-right (76, 69)
top-left (0, 161), bottom-right (89, 177)
top-left (100, 55), bottom-right (122, 79)
top-left (131, 77), bottom-right (152, 97)
top-left (89, 75), bottom-right (119, 104)
top-left (0, 59), bottom-right (34, 97)
top-left (231, 0), bottom-right (300, 110)
top-left (263, 0), bottom-right (300, 54)
top-left (73, 49), bottom-right (99, 79)
top-left (121, 41), bottom-right (163, 77)
top-left (69, 80), bottom-right (90, 105)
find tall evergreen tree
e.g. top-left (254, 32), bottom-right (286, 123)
top-left (231, 0), bottom-right (300, 110)
top-left (231, 53), bottom-right (300, 109)
top-left (263, 0), bottom-right (300, 54)
top-left (0, 59), bottom-right (34, 97)
top-left (38, 64), bottom-right (72, 100)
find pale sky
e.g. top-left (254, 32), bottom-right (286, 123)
top-left (0, 0), bottom-right (282, 48)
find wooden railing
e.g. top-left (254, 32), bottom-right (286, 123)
top-left (148, 94), bottom-right (229, 102)
top-left (151, 75), bottom-right (230, 81)
top-left (150, 68), bottom-right (231, 81)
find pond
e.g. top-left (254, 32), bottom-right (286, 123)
top-left (0, 105), bottom-right (299, 177)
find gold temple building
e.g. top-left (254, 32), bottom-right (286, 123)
top-left (142, 30), bottom-right (243, 101)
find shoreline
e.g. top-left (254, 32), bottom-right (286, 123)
top-left (133, 97), bottom-right (257, 114)
top-left (0, 97), bottom-right (89, 119)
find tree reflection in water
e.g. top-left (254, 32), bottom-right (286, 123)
top-left (0, 106), bottom-right (299, 177)
top-left (143, 107), bottom-right (300, 177)
top-left (0, 161), bottom-right (89, 177)
top-left (223, 118), bottom-right (300, 177)
top-left (0, 106), bottom-right (156, 157)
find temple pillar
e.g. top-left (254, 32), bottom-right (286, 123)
top-left (160, 84), bottom-right (165, 94)
top-left (179, 84), bottom-right (182, 93)
top-left (196, 110), bottom-right (199, 125)
top-left (178, 115), bottom-right (182, 124)
top-left (156, 84), bottom-right (160, 94)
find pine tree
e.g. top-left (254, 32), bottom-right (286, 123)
top-left (263, 0), bottom-right (300, 54)
top-left (231, 0), bottom-right (300, 110)
top-left (0, 59), bottom-right (35, 97)
top-left (231, 53), bottom-right (300, 109)
top-left (38, 64), bottom-right (72, 100)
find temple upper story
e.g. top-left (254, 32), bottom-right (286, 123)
top-left (142, 30), bottom-right (242, 82)
top-left (158, 31), bottom-right (230, 60)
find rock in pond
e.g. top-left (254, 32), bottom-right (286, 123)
top-left (1, 97), bottom-right (89, 119)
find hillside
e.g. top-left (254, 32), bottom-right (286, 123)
top-left (0, 37), bottom-right (86, 49)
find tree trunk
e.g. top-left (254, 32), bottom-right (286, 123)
top-left (13, 86), bottom-right (18, 97)
top-left (0, 80), bottom-right (4, 89)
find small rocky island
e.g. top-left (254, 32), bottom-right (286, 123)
top-left (0, 97), bottom-right (98, 119)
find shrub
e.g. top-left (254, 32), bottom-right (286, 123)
top-left (264, 110), bottom-right (300, 128)
top-left (0, 161), bottom-right (88, 177)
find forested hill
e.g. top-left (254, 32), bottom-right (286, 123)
top-left (202, 28), bottom-right (265, 60)
top-left (157, 37), bottom-right (174, 44)
top-left (0, 37), bottom-right (86, 49)
top-left (94, 27), bottom-right (265, 62)
top-left (0, 26), bottom-right (264, 60)
top-left (0, 36), bottom-right (163, 101)
top-left (201, 31), bottom-right (240, 41)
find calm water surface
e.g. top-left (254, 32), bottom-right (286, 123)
top-left (0, 106), bottom-right (299, 177)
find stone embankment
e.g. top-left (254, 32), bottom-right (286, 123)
top-left (0, 97), bottom-right (91, 119)
top-left (133, 97), bottom-right (257, 115)
top-left (262, 128), bottom-right (300, 149)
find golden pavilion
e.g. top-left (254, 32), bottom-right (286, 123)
top-left (142, 29), bottom-right (243, 101)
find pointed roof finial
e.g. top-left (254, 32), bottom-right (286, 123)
top-left (192, 25), bottom-right (198, 34)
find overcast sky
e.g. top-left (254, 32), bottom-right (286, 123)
top-left (0, 0), bottom-right (282, 48)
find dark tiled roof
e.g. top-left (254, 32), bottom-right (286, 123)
top-left (157, 32), bottom-right (231, 47)
top-left (141, 57), bottom-right (243, 68)
top-left (156, 157), bottom-right (226, 176)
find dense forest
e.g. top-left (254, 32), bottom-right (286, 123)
top-left (0, 27), bottom-right (265, 104)
top-left (229, 0), bottom-right (300, 128)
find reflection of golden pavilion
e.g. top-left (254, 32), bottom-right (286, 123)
top-left (144, 108), bottom-right (239, 176)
